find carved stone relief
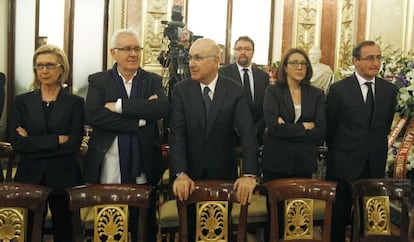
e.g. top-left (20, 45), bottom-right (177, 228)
top-left (336, 0), bottom-right (356, 71)
top-left (143, 0), bottom-right (168, 66)
top-left (295, 0), bottom-right (318, 51)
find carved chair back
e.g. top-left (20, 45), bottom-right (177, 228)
top-left (351, 178), bottom-right (412, 242)
top-left (263, 178), bottom-right (337, 242)
top-left (177, 180), bottom-right (248, 242)
top-left (0, 182), bottom-right (51, 242)
top-left (67, 183), bottom-right (153, 242)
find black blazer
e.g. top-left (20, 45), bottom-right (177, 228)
top-left (84, 68), bottom-right (168, 185)
top-left (219, 64), bottom-right (269, 143)
top-left (261, 83), bottom-right (326, 175)
top-left (169, 75), bottom-right (258, 180)
top-left (9, 89), bottom-right (84, 189)
top-left (326, 74), bottom-right (397, 180)
top-left (0, 72), bottom-right (5, 119)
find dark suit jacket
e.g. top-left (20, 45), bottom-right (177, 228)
top-left (219, 64), bottom-right (269, 144)
top-left (326, 74), bottom-right (397, 180)
top-left (9, 89), bottom-right (84, 189)
top-left (0, 72), bottom-right (5, 119)
top-left (261, 83), bottom-right (326, 175)
top-left (84, 67), bottom-right (168, 185)
top-left (169, 75), bottom-right (258, 180)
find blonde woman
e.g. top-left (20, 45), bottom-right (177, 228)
top-left (10, 44), bottom-right (84, 242)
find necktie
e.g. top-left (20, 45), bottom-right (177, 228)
top-left (243, 69), bottom-right (253, 104)
top-left (203, 86), bottom-right (212, 118)
top-left (365, 82), bottom-right (374, 124)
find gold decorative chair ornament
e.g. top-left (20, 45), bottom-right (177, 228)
top-left (67, 183), bottom-right (153, 242)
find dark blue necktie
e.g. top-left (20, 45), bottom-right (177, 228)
top-left (203, 86), bottom-right (211, 118)
top-left (365, 82), bottom-right (374, 124)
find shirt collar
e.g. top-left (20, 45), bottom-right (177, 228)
top-left (200, 74), bottom-right (218, 94)
top-left (237, 64), bottom-right (252, 73)
top-left (355, 71), bottom-right (375, 86)
top-left (117, 68), bottom-right (137, 84)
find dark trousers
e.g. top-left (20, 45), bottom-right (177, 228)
top-left (129, 187), bottom-right (158, 242)
top-left (26, 189), bottom-right (72, 242)
top-left (327, 163), bottom-right (373, 242)
top-left (48, 190), bottom-right (73, 242)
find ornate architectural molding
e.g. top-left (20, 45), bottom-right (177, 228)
top-left (142, 0), bottom-right (168, 66)
top-left (335, 0), bottom-right (356, 71)
top-left (294, 0), bottom-right (319, 51)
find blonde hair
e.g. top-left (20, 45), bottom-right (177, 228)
top-left (31, 44), bottom-right (70, 90)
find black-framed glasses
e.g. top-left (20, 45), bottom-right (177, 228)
top-left (34, 63), bottom-right (61, 70)
top-left (114, 46), bottom-right (144, 53)
top-left (188, 55), bottom-right (217, 62)
top-left (287, 61), bottom-right (308, 68)
top-left (360, 55), bottom-right (382, 62)
top-left (234, 47), bottom-right (254, 52)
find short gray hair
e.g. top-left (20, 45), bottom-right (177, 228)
top-left (111, 29), bottom-right (140, 48)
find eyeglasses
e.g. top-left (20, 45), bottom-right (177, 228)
top-left (234, 47), bottom-right (254, 52)
top-left (34, 63), bottom-right (61, 70)
top-left (359, 55), bottom-right (382, 62)
top-left (287, 61), bottom-right (309, 68)
top-left (188, 55), bottom-right (217, 62)
top-left (114, 46), bottom-right (144, 53)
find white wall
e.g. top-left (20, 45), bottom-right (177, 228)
top-left (367, 0), bottom-right (414, 52)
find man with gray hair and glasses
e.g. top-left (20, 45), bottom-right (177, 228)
top-left (84, 28), bottom-right (168, 242)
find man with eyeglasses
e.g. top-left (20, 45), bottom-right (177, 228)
top-left (219, 36), bottom-right (269, 145)
top-left (84, 28), bottom-right (168, 242)
top-left (169, 38), bottom-right (258, 241)
top-left (326, 40), bottom-right (397, 242)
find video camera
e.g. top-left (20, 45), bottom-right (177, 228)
top-left (161, 5), bottom-right (185, 44)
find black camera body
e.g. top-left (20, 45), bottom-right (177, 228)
top-left (161, 5), bottom-right (185, 44)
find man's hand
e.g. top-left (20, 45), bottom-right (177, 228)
top-left (148, 94), bottom-right (158, 100)
top-left (104, 102), bottom-right (116, 112)
top-left (234, 176), bottom-right (257, 205)
top-left (58, 135), bottom-right (69, 144)
top-left (16, 126), bottom-right (28, 137)
top-left (277, 117), bottom-right (285, 124)
top-left (302, 122), bottom-right (315, 130)
top-left (173, 173), bottom-right (195, 201)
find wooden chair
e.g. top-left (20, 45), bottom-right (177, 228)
top-left (67, 183), bottom-right (154, 242)
top-left (177, 180), bottom-right (248, 242)
top-left (0, 182), bottom-right (51, 242)
top-left (263, 178), bottom-right (337, 242)
top-left (0, 141), bottom-right (15, 182)
top-left (351, 178), bottom-right (412, 242)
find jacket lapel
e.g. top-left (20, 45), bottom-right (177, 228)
top-left (206, 78), bottom-right (226, 135)
top-left (351, 74), bottom-right (372, 125)
top-left (27, 90), bottom-right (47, 132)
top-left (252, 68), bottom-right (263, 104)
top-left (231, 64), bottom-right (242, 84)
top-left (189, 81), bottom-right (207, 131)
top-left (281, 86), bottom-right (295, 122)
top-left (47, 89), bottom-right (67, 130)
